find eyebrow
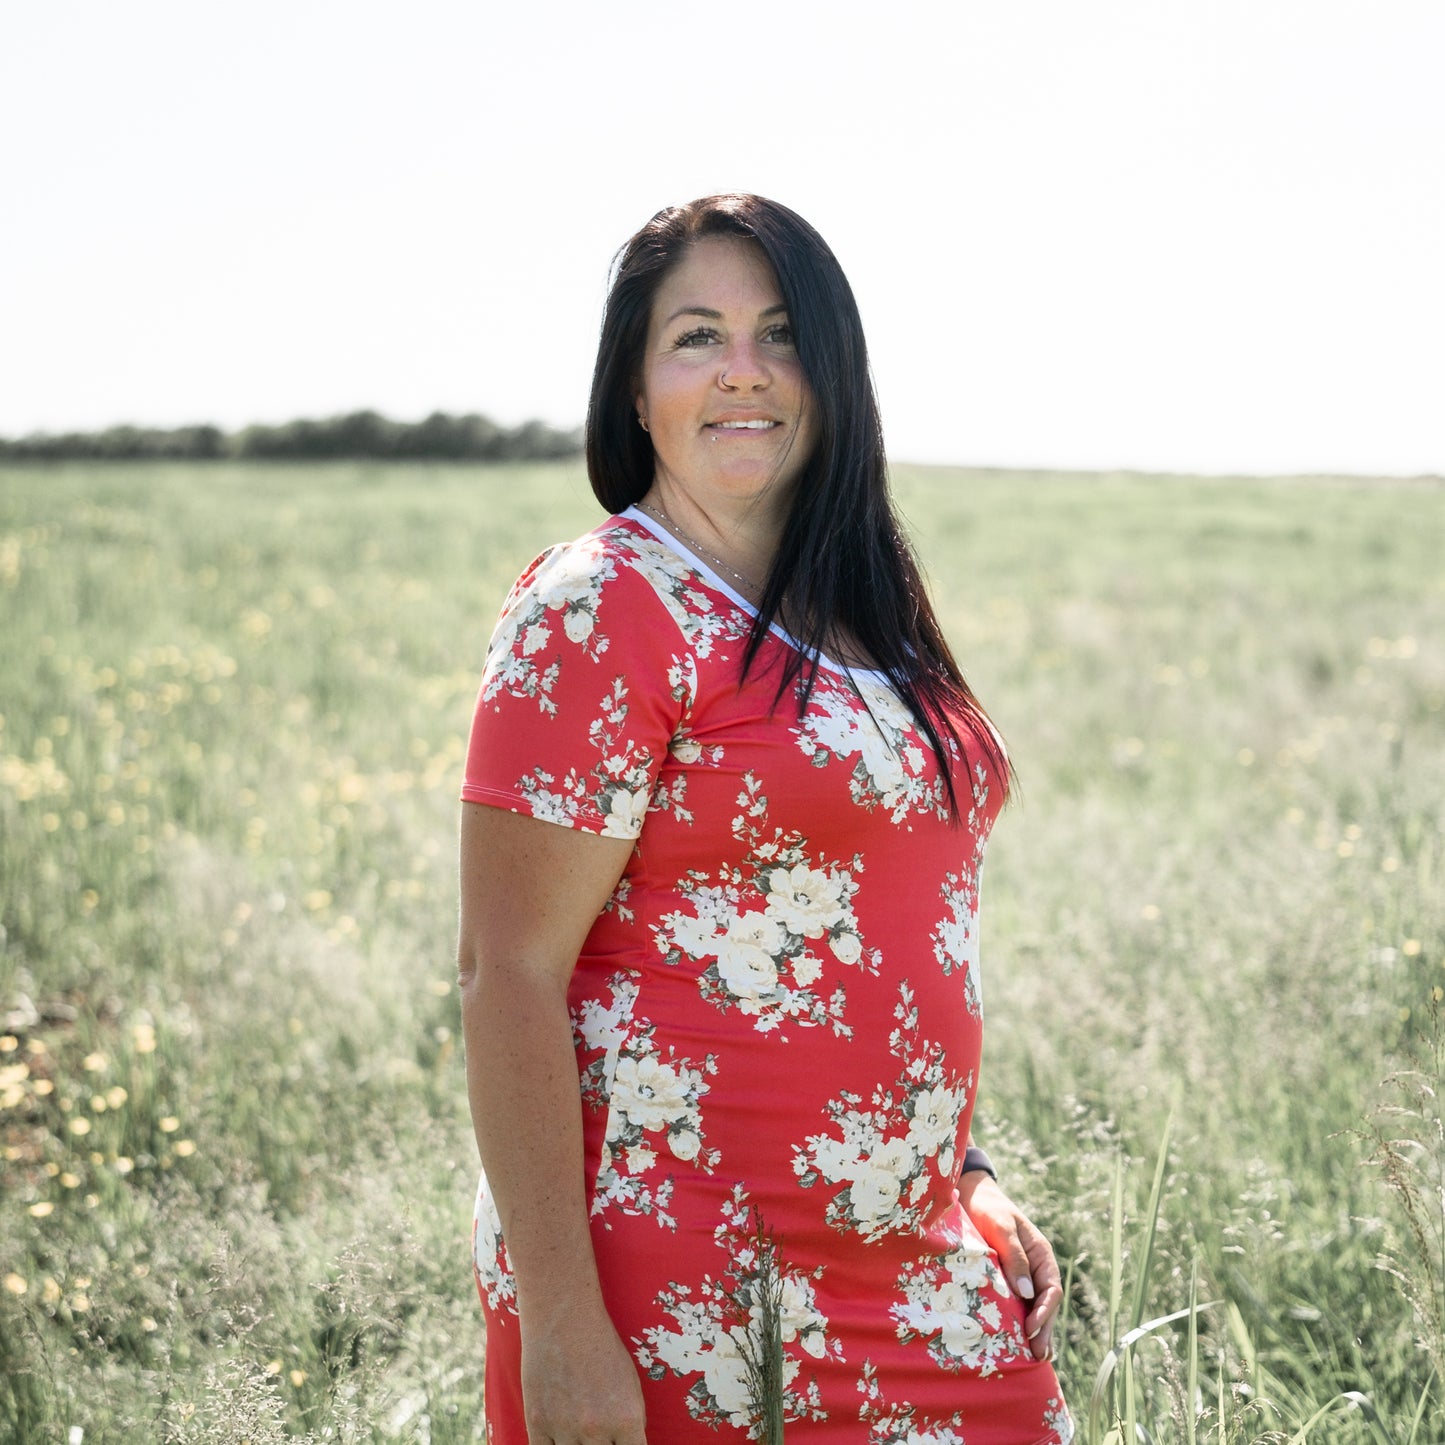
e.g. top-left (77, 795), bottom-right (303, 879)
top-left (662, 302), bottom-right (789, 326)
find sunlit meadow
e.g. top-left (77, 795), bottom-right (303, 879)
top-left (1, 461), bottom-right (1441, 1442)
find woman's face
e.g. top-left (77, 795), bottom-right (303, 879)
top-left (635, 236), bottom-right (817, 512)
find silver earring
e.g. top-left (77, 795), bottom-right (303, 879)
top-left (638, 415), bottom-right (649, 432)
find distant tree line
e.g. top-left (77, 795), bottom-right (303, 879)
top-left (0, 410), bottom-right (584, 463)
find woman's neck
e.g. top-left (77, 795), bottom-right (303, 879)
top-left (635, 486), bottom-right (877, 671)
top-left (638, 479), bottom-right (784, 601)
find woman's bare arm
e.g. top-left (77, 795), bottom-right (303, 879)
top-left (457, 800), bottom-right (648, 1443)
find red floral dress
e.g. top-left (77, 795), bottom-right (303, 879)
top-left (462, 509), bottom-right (1072, 1444)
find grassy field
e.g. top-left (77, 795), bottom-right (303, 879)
top-left (1, 460), bottom-right (1441, 1443)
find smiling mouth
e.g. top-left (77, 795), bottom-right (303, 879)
top-left (708, 420), bottom-right (780, 431)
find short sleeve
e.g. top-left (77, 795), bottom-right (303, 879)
top-left (461, 533), bottom-right (685, 839)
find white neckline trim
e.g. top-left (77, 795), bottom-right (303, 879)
top-left (620, 506), bottom-right (894, 686)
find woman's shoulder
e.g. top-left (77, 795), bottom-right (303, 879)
top-left (500, 512), bottom-right (635, 592)
top-left (493, 514), bottom-right (656, 619)
top-left (498, 512), bottom-right (754, 663)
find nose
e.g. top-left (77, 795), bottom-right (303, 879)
top-left (718, 336), bottom-right (769, 391)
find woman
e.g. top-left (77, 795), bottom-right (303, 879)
top-left (458, 194), bottom-right (1072, 1444)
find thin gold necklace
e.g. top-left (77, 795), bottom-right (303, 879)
top-left (636, 499), bottom-right (763, 597)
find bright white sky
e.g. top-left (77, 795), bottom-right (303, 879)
top-left (2, 0), bottom-right (1441, 475)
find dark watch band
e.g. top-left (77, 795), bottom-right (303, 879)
top-left (961, 1145), bottom-right (997, 1180)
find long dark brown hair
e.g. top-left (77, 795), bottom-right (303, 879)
top-left (585, 193), bottom-right (1010, 809)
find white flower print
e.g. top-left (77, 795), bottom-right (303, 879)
top-left (792, 984), bottom-right (972, 1240)
top-left (625, 534), bottom-right (753, 659)
top-left (764, 862), bottom-right (852, 939)
top-left (562, 605), bottom-right (595, 643)
top-left (471, 1178), bottom-right (517, 1317)
top-left (654, 774), bottom-right (877, 1038)
top-left (480, 545), bottom-right (616, 714)
top-left (891, 1232), bottom-right (1029, 1377)
top-left (777, 1272), bottom-right (833, 1360)
top-left (647, 653), bottom-right (722, 828)
top-left (930, 870), bottom-right (977, 972)
top-left (604, 785), bottom-right (649, 836)
top-left (906, 1083), bottom-right (960, 1157)
top-left (575, 975), bottom-right (719, 1230)
top-left (512, 773), bottom-right (571, 828)
top-left (574, 978), bottom-right (636, 1054)
top-left (635, 1186), bottom-right (838, 1436)
top-left (856, 1360), bottom-right (967, 1444)
top-left (670, 1127), bottom-right (703, 1162)
top-left (513, 676), bottom-right (661, 838)
top-left (715, 912), bottom-right (784, 1007)
top-left (848, 1136), bottom-right (916, 1229)
top-left (647, 769), bottom-right (697, 827)
top-left (488, 648), bottom-right (560, 715)
top-left (964, 756), bottom-right (994, 835)
top-left (792, 952), bottom-right (824, 988)
top-left (613, 1053), bottom-right (698, 1132)
top-left (667, 654), bottom-right (700, 710)
top-left (930, 856), bottom-right (986, 1019)
top-left (483, 534), bottom-right (741, 838)
top-left (1044, 1397), bottom-right (1077, 1441)
top-left (793, 671), bottom-right (950, 823)
top-left (668, 905), bottom-right (728, 960)
top-left (625, 1143), bottom-right (658, 1174)
top-left (670, 734), bottom-right (704, 764)
top-left (602, 876), bottom-right (635, 924)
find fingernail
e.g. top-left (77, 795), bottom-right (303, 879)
top-left (1028, 1322), bottom-right (1042, 1339)
top-left (1015, 1276), bottom-right (1035, 1300)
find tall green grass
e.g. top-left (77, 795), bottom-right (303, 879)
top-left (1, 461), bottom-right (1440, 1441)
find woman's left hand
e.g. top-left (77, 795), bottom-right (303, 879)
top-left (958, 1171), bottom-right (1063, 1362)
